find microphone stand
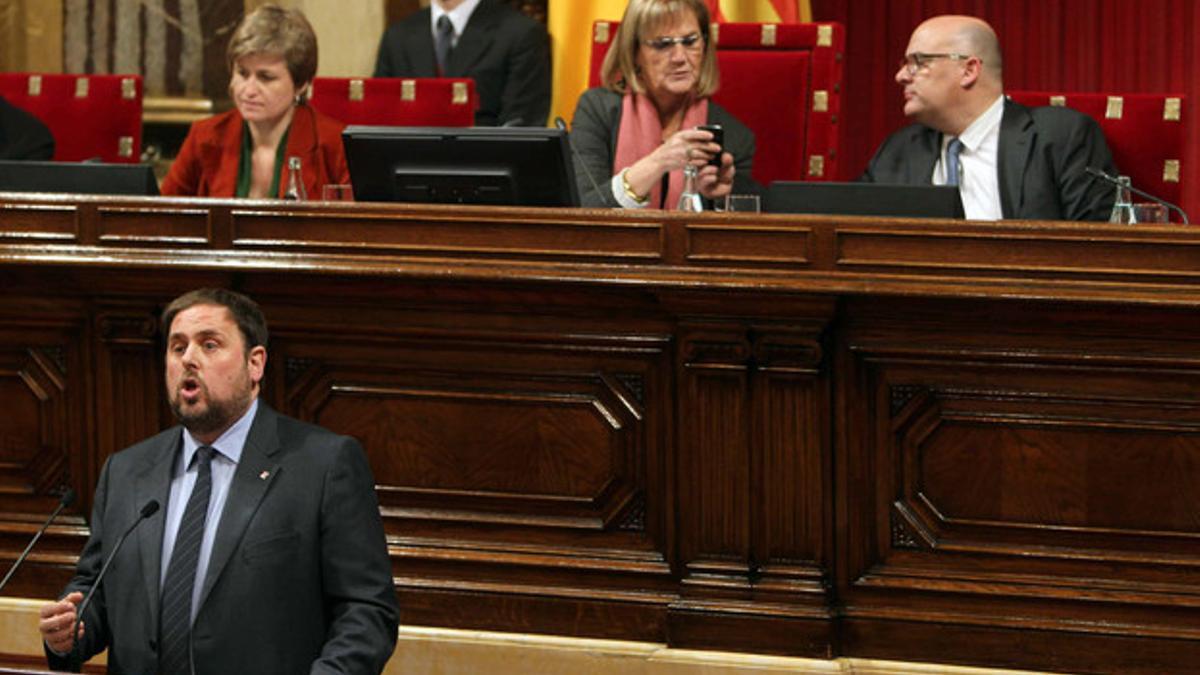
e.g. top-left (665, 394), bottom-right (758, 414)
top-left (0, 488), bottom-right (76, 594)
top-left (554, 117), bottom-right (606, 204)
top-left (69, 500), bottom-right (160, 672)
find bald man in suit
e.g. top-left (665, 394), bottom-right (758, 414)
top-left (861, 15), bottom-right (1116, 221)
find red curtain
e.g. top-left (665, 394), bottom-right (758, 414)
top-left (812, 0), bottom-right (1200, 216)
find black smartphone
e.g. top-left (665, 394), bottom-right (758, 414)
top-left (697, 124), bottom-right (723, 166)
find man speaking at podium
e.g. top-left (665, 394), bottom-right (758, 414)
top-left (37, 288), bottom-right (398, 674)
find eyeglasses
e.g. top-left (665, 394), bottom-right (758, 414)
top-left (898, 52), bottom-right (975, 75)
top-left (642, 33), bottom-right (704, 52)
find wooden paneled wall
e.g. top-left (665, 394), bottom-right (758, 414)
top-left (2, 196), bottom-right (1200, 673)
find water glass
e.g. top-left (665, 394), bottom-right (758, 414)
top-left (322, 184), bottom-right (354, 202)
top-left (723, 194), bottom-right (761, 212)
top-left (1132, 203), bottom-right (1168, 224)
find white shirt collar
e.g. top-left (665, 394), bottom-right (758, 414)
top-left (952, 94), bottom-right (1005, 153)
top-left (431, 0), bottom-right (483, 40)
top-left (181, 397), bottom-right (259, 466)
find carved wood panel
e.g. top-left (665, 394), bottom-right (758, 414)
top-left (670, 305), bottom-right (835, 656)
top-left (0, 307), bottom-right (89, 597)
top-left (254, 290), bottom-right (678, 633)
top-left (839, 297), bottom-right (1200, 650)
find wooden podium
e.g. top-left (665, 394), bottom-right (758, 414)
top-left (2, 194), bottom-right (1200, 673)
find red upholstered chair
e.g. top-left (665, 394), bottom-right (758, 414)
top-left (588, 21), bottom-right (845, 185)
top-left (0, 73), bottom-right (143, 163)
top-left (1007, 91), bottom-right (1186, 210)
top-left (309, 77), bottom-right (478, 127)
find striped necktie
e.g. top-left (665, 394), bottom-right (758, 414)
top-left (435, 15), bottom-right (455, 76)
top-left (159, 445), bottom-right (214, 675)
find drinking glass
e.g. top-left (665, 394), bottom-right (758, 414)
top-left (1132, 203), bottom-right (1168, 224)
top-left (321, 184), bottom-right (354, 202)
top-left (723, 194), bottom-right (760, 212)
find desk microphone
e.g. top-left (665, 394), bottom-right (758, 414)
top-left (1085, 166), bottom-right (1189, 224)
top-left (0, 487), bottom-right (76, 594)
top-left (554, 116), bottom-right (605, 201)
top-left (70, 499), bottom-right (160, 669)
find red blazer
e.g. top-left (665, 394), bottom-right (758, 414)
top-left (161, 105), bottom-right (349, 198)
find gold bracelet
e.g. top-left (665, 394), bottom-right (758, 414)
top-left (621, 168), bottom-right (648, 205)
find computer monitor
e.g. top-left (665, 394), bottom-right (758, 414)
top-left (342, 126), bottom-right (580, 207)
top-left (0, 160), bottom-right (159, 196)
top-left (765, 182), bottom-right (964, 218)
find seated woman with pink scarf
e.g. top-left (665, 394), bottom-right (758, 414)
top-left (569, 0), bottom-right (758, 209)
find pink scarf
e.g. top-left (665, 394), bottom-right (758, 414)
top-left (613, 93), bottom-right (709, 209)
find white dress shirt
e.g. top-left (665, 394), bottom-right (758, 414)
top-left (933, 94), bottom-right (1005, 220)
top-left (431, 0), bottom-right (483, 50)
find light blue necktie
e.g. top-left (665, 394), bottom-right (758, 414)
top-left (945, 137), bottom-right (964, 186)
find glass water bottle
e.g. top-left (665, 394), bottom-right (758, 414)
top-left (1108, 175), bottom-right (1136, 224)
top-left (283, 156), bottom-right (306, 201)
top-left (676, 165), bottom-right (703, 212)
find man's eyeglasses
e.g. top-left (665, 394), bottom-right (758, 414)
top-left (899, 52), bottom-right (975, 75)
top-left (643, 33), bottom-right (704, 52)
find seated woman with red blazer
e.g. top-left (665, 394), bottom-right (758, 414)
top-left (162, 4), bottom-right (348, 198)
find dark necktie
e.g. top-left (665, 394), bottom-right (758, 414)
top-left (159, 446), bottom-right (214, 675)
top-left (945, 137), bottom-right (964, 186)
top-left (435, 15), bottom-right (455, 75)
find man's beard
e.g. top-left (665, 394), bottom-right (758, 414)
top-left (169, 378), bottom-right (253, 438)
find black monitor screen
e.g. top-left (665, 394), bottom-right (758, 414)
top-left (343, 126), bottom-right (579, 207)
top-left (0, 160), bottom-right (159, 196)
top-left (766, 181), bottom-right (964, 218)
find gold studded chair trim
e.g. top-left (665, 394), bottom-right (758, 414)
top-left (1163, 159), bottom-right (1180, 183)
top-left (1105, 95), bottom-right (1124, 119)
top-left (1164, 97), bottom-right (1181, 121)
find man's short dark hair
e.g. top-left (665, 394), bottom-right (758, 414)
top-left (161, 288), bottom-right (269, 353)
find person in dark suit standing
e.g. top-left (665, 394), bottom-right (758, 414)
top-left (0, 95), bottom-right (54, 160)
top-left (38, 288), bottom-right (398, 675)
top-left (861, 15), bottom-right (1117, 221)
top-left (373, 0), bottom-right (551, 127)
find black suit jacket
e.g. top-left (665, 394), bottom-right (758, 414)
top-left (861, 99), bottom-right (1117, 221)
top-left (0, 95), bottom-right (54, 160)
top-left (373, 0), bottom-right (550, 127)
top-left (569, 87), bottom-right (760, 208)
top-left (49, 404), bottom-right (398, 675)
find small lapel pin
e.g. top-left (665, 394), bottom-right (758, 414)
top-left (259, 470), bottom-right (270, 481)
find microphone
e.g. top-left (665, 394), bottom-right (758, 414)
top-left (69, 500), bottom-right (160, 669)
top-left (1085, 166), bottom-right (1189, 224)
top-left (0, 487), bottom-right (76, 594)
top-left (554, 116), bottom-right (605, 202)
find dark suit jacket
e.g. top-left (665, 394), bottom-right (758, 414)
top-left (49, 404), bottom-right (398, 675)
top-left (0, 95), bottom-right (54, 160)
top-left (373, 0), bottom-right (550, 127)
top-left (861, 99), bottom-right (1117, 221)
top-left (569, 87), bottom-right (760, 208)
top-left (161, 105), bottom-right (349, 198)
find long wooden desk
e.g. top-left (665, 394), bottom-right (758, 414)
top-left (2, 194), bottom-right (1199, 673)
